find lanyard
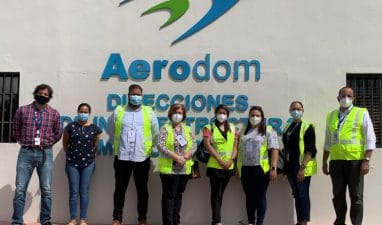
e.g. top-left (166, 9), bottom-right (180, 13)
top-left (286, 122), bottom-right (300, 138)
top-left (33, 104), bottom-right (45, 132)
top-left (337, 111), bottom-right (348, 130)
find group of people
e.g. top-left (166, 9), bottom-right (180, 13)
top-left (11, 83), bottom-right (376, 225)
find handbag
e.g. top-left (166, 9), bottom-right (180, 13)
top-left (195, 141), bottom-right (210, 163)
top-left (277, 149), bottom-right (288, 174)
top-left (190, 161), bottom-right (201, 179)
top-left (195, 122), bottom-right (214, 163)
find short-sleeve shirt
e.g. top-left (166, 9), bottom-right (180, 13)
top-left (240, 127), bottom-right (279, 166)
top-left (65, 121), bottom-right (102, 167)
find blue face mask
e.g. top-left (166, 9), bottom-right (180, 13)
top-left (78, 113), bottom-right (89, 121)
top-left (290, 110), bottom-right (303, 120)
top-left (129, 95), bottom-right (143, 106)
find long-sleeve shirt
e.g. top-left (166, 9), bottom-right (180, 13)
top-left (282, 122), bottom-right (317, 164)
top-left (12, 102), bottom-right (62, 147)
top-left (107, 105), bottom-right (159, 162)
top-left (156, 124), bottom-right (197, 174)
top-left (324, 106), bottom-right (376, 151)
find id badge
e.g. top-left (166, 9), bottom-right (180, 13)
top-left (128, 130), bottom-right (136, 142)
top-left (333, 131), bottom-right (339, 144)
top-left (175, 135), bottom-right (187, 147)
top-left (34, 137), bottom-right (41, 146)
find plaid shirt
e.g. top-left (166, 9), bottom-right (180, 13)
top-left (12, 102), bottom-right (62, 147)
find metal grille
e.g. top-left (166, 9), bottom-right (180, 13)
top-left (347, 73), bottom-right (382, 148)
top-left (0, 72), bottom-right (19, 143)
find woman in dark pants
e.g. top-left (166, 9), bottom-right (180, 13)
top-left (156, 103), bottom-right (196, 225)
top-left (282, 101), bottom-right (317, 225)
top-left (203, 104), bottom-right (238, 225)
top-left (237, 106), bottom-right (279, 225)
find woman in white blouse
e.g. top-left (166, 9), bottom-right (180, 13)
top-left (237, 106), bottom-right (279, 225)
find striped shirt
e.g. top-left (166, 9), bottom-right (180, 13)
top-left (12, 102), bottom-right (62, 148)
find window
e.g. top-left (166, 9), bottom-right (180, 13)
top-left (0, 72), bottom-right (19, 143)
top-left (347, 73), bottom-right (381, 148)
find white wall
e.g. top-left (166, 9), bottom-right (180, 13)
top-left (1, 0), bottom-right (382, 224)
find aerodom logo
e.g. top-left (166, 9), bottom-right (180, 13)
top-left (118, 0), bottom-right (239, 45)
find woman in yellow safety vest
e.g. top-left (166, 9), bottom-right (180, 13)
top-left (203, 104), bottom-right (238, 225)
top-left (237, 106), bottom-right (279, 225)
top-left (156, 103), bottom-right (196, 225)
top-left (282, 101), bottom-right (317, 225)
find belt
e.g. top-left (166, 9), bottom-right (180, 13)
top-left (22, 146), bottom-right (51, 150)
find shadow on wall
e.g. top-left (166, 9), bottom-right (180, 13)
top-left (0, 184), bottom-right (33, 220)
top-left (49, 151), bottom-right (295, 225)
top-left (51, 148), bottom-right (69, 222)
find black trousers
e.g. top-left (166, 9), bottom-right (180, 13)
top-left (329, 160), bottom-right (364, 225)
top-left (160, 174), bottom-right (189, 225)
top-left (207, 168), bottom-right (233, 224)
top-left (241, 166), bottom-right (269, 225)
top-left (112, 157), bottom-right (150, 222)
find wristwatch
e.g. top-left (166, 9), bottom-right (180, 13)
top-left (364, 157), bottom-right (371, 162)
top-left (300, 164), bottom-right (306, 170)
top-left (271, 166), bottom-right (277, 171)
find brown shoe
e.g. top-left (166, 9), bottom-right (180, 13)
top-left (138, 219), bottom-right (147, 225)
top-left (111, 220), bottom-right (121, 225)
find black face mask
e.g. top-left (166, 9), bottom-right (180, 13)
top-left (34, 95), bottom-right (50, 105)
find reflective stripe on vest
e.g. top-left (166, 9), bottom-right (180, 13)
top-left (158, 123), bottom-right (194, 174)
top-left (327, 107), bottom-right (366, 160)
top-left (284, 120), bottom-right (317, 176)
top-left (113, 105), bottom-right (153, 156)
top-left (237, 125), bottom-right (272, 177)
top-left (206, 123), bottom-right (236, 170)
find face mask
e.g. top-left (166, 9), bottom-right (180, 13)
top-left (129, 95), bottom-right (142, 106)
top-left (34, 95), bottom-right (50, 105)
top-left (250, 116), bottom-right (262, 126)
top-left (339, 97), bottom-right (353, 108)
top-left (290, 110), bottom-right (303, 120)
top-left (78, 113), bottom-right (89, 121)
top-left (216, 113), bottom-right (227, 123)
top-left (171, 113), bottom-right (183, 123)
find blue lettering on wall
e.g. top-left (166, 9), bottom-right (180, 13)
top-left (101, 53), bottom-right (261, 82)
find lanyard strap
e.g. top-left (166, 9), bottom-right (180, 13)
top-left (33, 104), bottom-right (45, 131)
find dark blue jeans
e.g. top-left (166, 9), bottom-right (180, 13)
top-left (240, 166), bottom-right (269, 225)
top-left (65, 161), bottom-right (95, 220)
top-left (286, 163), bottom-right (311, 222)
top-left (12, 147), bottom-right (53, 225)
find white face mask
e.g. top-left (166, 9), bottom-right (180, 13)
top-left (339, 97), bottom-right (353, 108)
top-left (216, 113), bottom-right (227, 123)
top-left (249, 116), bottom-right (262, 126)
top-left (171, 113), bottom-right (183, 123)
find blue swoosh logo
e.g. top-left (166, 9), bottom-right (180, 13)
top-left (172, 0), bottom-right (239, 45)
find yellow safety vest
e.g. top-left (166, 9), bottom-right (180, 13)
top-left (158, 123), bottom-right (194, 174)
top-left (206, 123), bottom-right (236, 170)
top-left (237, 125), bottom-right (273, 176)
top-left (113, 105), bottom-right (153, 156)
top-left (327, 106), bottom-right (366, 160)
top-left (284, 120), bottom-right (317, 176)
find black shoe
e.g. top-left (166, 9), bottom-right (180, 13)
top-left (43, 222), bottom-right (52, 225)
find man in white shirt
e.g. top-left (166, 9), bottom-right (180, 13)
top-left (108, 84), bottom-right (159, 225)
top-left (322, 87), bottom-right (376, 225)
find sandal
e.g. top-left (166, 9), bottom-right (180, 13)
top-left (79, 220), bottom-right (88, 225)
top-left (67, 220), bottom-right (77, 225)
